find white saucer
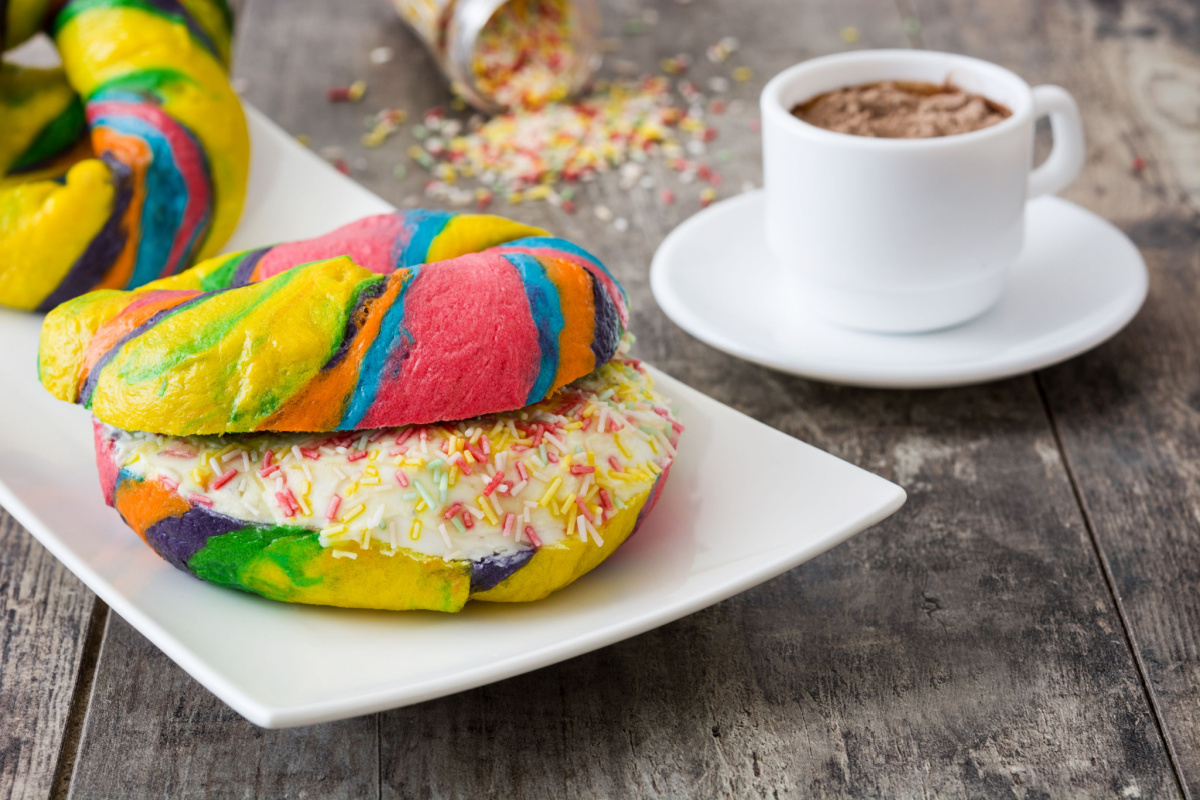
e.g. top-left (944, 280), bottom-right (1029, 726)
top-left (650, 191), bottom-right (1148, 388)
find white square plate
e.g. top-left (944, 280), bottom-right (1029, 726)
top-left (0, 106), bottom-right (906, 728)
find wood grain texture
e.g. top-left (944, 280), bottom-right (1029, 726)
top-left (64, 614), bottom-right (378, 800)
top-left (0, 513), bottom-right (98, 800)
top-left (908, 0), bottom-right (1200, 792)
top-left (7, 0), bottom-right (1195, 796)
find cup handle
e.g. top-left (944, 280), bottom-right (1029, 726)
top-left (1027, 85), bottom-right (1086, 198)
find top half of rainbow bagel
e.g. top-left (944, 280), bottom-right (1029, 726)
top-left (39, 209), bottom-right (633, 436)
top-left (1, 0), bottom-right (248, 311)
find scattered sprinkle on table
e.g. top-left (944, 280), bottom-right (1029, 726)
top-left (317, 30), bottom-right (765, 209)
top-left (362, 108), bottom-right (408, 148)
top-left (418, 76), bottom-right (726, 209)
top-left (327, 80), bottom-right (367, 103)
top-left (706, 36), bottom-right (740, 63)
top-left (369, 46), bottom-right (394, 65)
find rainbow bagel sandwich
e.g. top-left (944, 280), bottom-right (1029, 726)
top-left (1, 0), bottom-right (249, 311)
top-left (40, 210), bottom-right (680, 611)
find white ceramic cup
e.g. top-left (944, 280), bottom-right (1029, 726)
top-left (762, 50), bottom-right (1086, 333)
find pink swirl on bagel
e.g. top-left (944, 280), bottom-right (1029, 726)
top-left (350, 250), bottom-right (545, 430)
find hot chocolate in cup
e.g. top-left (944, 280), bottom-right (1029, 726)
top-left (761, 50), bottom-right (1085, 333)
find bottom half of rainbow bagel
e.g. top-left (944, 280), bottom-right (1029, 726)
top-left (95, 351), bottom-right (681, 612)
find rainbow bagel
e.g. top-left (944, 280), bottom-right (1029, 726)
top-left (39, 210), bottom-right (631, 434)
top-left (0, 0), bottom-right (249, 311)
top-left (94, 351), bottom-right (681, 611)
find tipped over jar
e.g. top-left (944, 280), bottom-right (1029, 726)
top-left (391, 0), bottom-right (602, 113)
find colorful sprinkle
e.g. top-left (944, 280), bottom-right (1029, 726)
top-left (327, 80), bottom-right (367, 103)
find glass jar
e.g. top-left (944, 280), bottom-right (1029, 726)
top-left (391, 0), bottom-right (601, 113)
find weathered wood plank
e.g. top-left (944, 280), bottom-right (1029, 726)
top-left (65, 614), bottom-right (378, 800)
top-left (0, 510), bottom-right (99, 800)
top-left (930, 0), bottom-right (1200, 791)
top-left (912, 0), bottom-right (1200, 791)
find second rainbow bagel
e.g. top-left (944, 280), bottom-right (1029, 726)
top-left (0, 0), bottom-right (249, 311)
top-left (39, 210), bottom-right (630, 435)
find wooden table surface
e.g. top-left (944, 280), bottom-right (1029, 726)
top-left (4, 0), bottom-right (1200, 796)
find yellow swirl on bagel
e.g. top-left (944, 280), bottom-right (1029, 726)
top-left (0, 0), bottom-right (248, 310)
